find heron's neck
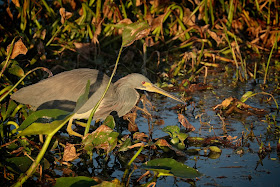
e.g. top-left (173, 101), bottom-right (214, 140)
top-left (114, 78), bottom-right (139, 117)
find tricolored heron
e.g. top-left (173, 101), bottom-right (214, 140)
top-left (11, 69), bottom-right (184, 137)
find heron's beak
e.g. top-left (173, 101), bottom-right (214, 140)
top-left (140, 82), bottom-right (185, 103)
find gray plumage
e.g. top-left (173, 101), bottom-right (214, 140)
top-left (11, 69), bottom-right (152, 120)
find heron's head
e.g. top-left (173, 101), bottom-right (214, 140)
top-left (123, 73), bottom-right (185, 103)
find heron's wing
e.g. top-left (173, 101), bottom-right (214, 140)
top-left (11, 69), bottom-right (112, 112)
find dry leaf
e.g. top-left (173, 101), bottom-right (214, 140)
top-left (207, 30), bottom-right (224, 46)
top-left (178, 114), bottom-right (195, 131)
top-left (12, 0), bottom-right (20, 8)
top-left (123, 111), bottom-right (139, 132)
top-left (221, 97), bottom-right (234, 109)
top-left (183, 7), bottom-right (196, 26)
top-left (59, 8), bottom-right (73, 24)
top-left (150, 14), bottom-right (165, 30)
top-left (155, 139), bottom-right (170, 147)
top-left (133, 132), bottom-right (148, 142)
top-left (6, 39), bottom-right (28, 59)
top-left (63, 143), bottom-right (80, 162)
top-left (6, 6), bottom-right (13, 20)
top-left (128, 143), bottom-right (144, 149)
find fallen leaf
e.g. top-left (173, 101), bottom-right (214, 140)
top-left (133, 132), bottom-right (148, 142)
top-left (123, 110), bottom-right (138, 132)
top-left (63, 143), bottom-right (80, 162)
top-left (155, 139), bottom-right (170, 147)
top-left (128, 143), bottom-right (144, 149)
top-left (178, 114), bottom-right (195, 131)
top-left (207, 29), bottom-right (224, 46)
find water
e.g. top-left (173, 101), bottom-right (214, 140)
top-left (127, 77), bottom-right (280, 186)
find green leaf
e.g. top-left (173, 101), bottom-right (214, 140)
top-left (117, 21), bottom-right (150, 47)
top-left (240, 91), bottom-right (254, 103)
top-left (142, 158), bottom-right (202, 179)
top-left (18, 109), bottom-right (70, 131)
top-left (54, 176), bottom-right (98, 187)
top-left (8, 63), bottom-right (24, 77)
top-left (177, 132), bottom-right (188, 143)
top-left (209, 146), bottom-right (222, 153)
top-left (5, 100), bottom-right (17, 120)
top-left (82, 125), bottom-right (119, 154)
top-left (5, 156), bottom-right (33, 173)
top-left (163, 125), bottom-right (180, 139)
top-left (104, 115), bottom-right (115, 129)
top-left (18, 115), bottom-right (73, 136)
top-left (119, 138), bottom-right (132, 152)
top-left (208, 152), bottom-right (222, 159)
top-left (94, 180), bottom-right (122, 187)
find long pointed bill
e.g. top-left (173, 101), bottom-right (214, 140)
top-left (140, 82), bottom-right (185, 103)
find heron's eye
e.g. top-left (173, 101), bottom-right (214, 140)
top-left (142, 81), bottom-right (146, 84)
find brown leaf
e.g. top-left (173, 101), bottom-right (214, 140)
top-left (133, 132), bottom-right (148, 142)
top-left (183, 7), bottom-right (196, 26)
top-left (207, 30), bottom-right (224, 46)
top-left (150, 14), bottom-right (165, 30)
top-left (6, 7), bottom-right (13, 20)
top-left (178, 114), bottom-right (195, 131)
top-left (123, 111), bottom-right (139, 132)
top-left (221, 97), bottom-right (234, 109)
top-left (12, 0), bottom-right (20, 8)
top-left (94, 124), bottom-right (113, 134)
top-left (155, 139), bottom-right (186, 157)
top-left (63, 143), bottom-right (80, 162)
top-left (6, 39), bottom-right (28, 59)
top-left (128, 143), bottom-right (144, 149)
top-left (59, 8), bottom-right (73, 24)
top-left (155, 139), bottom-right (170, 147)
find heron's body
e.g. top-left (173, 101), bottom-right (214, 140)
top-left (11, 68), bottom-right (184, 137)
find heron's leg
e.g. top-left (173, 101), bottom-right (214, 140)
top-left (75, 121), bottom-right (87, 127)
top-left (66, 118), bottom-right (83, 137)
top-left (76, 119), bottom-right (100, 127)
top-left (134, 106), bottom-right (152, 117)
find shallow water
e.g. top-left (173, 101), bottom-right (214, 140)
top-left (125, 77), bottom-right (280, 186)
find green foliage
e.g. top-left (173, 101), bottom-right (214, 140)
top-left (55, 176), bottom-right (98, 187)
top-left (142, 158), bottom-right (202, 178)
top-left (163, 125), bottom-right (188, 149)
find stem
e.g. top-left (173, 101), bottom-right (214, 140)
top-left (263, 32), bottom-right (279, 84)
top-left (84, 45), bottom-right (124, 136)
top-left (122, 144), bottom-right (144, 184)
top-left (46, 24), bottom-right (64, 46)
top-left (0, 38), bottom-right (16, 77)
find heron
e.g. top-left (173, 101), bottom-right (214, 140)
top-left (11, 68), bottom-right (184, 137)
